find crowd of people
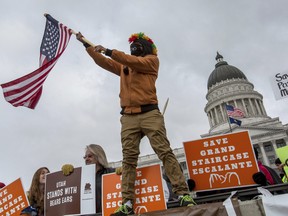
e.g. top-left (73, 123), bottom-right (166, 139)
top-left (10, 144), bottom-right (286, 216)
top-left (2, 31), bottom-right (287, 216)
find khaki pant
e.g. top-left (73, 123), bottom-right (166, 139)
top-left (120, 109), bottom-right (189, 203)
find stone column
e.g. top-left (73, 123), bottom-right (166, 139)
top-left (220, 104), bottom-right (226, 123)
top-left (259, 100), bottom-right (267, 116)
top-left (258, 100), bottom-right (265, 116)
top-left (255, 99), bottom-right (261, 115)
top-left (259, 143), bottom-right (270, 166)
top-left (241, 99), bottom-right (248, 115)
top-left (214, 107), bottom-right (219, 124)
top-left (249, 98), bottom-right (256, 115)
top-left (211, 110), bottom-right (215, 126)
top-left (207, 112), bottom-right (212, 128)
top-left (271, 140), bottom-right (277, 151)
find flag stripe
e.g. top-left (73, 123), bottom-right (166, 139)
top-left (10, 83), bottom-right (43, 106)
top-left (5, 73), bottom-right (48, 104)
top-left (4, 76), bottom-right (46, 102)
top-left (13, 88), bottom-right (42, 108)
top-left (2, 59), bottom-right (57, 96)
top-left (1, 62), bottom-right (51, 89)
top-left (1, 14), bottom-right (72, 109)
top-left (56, 24), bottom-right (69, 57)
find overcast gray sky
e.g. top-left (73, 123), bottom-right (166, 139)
top-left (1, 0), bottom-right (288, 190)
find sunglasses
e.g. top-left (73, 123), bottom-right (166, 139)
top-left (130, 43), bottom-right (143, 52)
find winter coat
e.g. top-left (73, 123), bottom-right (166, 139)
top-left (86, 47), bottom-right (159, 114)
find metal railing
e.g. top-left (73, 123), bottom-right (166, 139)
top-left (81, 183), bottom-right (288, 215)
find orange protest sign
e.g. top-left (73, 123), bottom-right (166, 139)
top-left (183, 131), bottom-right (258, 191)
top-left (0, 178), bottom-right (29, 216)
top-left (102, 164), bottom-right (167, 216)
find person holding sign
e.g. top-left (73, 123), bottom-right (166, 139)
top-left (76, 32), bottom-right (196, 216)
top-left (27, 167), bottom-right (50, 216)
top-left (275, 158), bottom-right (288, 183)
top-left (84, 144), bottom-right (115, 213)
top-left (252, 147), bottom-right (283, 186)
top-left (62, 144), bottom-right (115, 213)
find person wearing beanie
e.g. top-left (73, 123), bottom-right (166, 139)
top-left (76, 32), bottom-right (196, 216)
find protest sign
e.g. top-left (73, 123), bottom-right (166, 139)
top-left (45, 165), bottom-right (95, 216)
top-left (102, 164), bottom-right (166, 216)
top-left (183, 131), bottom-right (258, 191)
top-left (275, 145), bottom-right (288, 178)
top-left (270, 72), bottom-right (288, 100)
top-left (0, 178), bottom-right (29, 216)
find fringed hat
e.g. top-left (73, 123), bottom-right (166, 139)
top-left (128, 32), bottom-right (157, 55)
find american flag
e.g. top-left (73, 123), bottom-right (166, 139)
top-left (225, 104), bottom-right (245, 118)
top-left (1, 14), bottom-right (72, 109)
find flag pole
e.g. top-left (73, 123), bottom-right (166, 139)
top-left (162, 98), bottom-right (169, 115)
top-left (223, 102), bottom-right (232, 133)
top-left (44, 13), bottom-right (96, 47)
top-left (70, 30), bottom-right (96, 47)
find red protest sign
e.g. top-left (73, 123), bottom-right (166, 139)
top-left (183, 131), bottom-right (258, 191)
top-left (102, 164), bottom-right (167, 216)
top-left (0, 178), bottom-right (29, 216)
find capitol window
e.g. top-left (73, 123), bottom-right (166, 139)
top-left (263, 143), bottom-right (273, 152)
top-left (276, 139), bottom-right (286, 148)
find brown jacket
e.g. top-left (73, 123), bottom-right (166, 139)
top-left (86, 47), bottom-right (159, 114)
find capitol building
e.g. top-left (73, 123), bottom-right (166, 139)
top-left (109, 53), bottom-right (288, 179)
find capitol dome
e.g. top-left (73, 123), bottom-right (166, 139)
top-left (207, 52), bottom-right (247, 89)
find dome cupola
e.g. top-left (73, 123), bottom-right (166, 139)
top-left (207, 52), bottom-right (247, 89)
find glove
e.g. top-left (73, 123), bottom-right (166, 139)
top-left (115, 167), bottom-right (122, 175)
top-left (187, 179), bottom-right (196, 191)
top-left (76, 32), bottom-right (85, 43)
top-left (252, 172), bottom-right (267, 186)
top-left (62, 164), bottom-right (74, 176)
top-left (20, 206), bottom-right (38, 216)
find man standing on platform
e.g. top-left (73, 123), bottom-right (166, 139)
top-left (76, 32), bottom-right (196, 216)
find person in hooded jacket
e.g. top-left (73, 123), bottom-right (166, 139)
top-left (76, 32), bottom-right (196, 216)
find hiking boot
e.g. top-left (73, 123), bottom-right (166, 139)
top-left (110, 204), bottom-right (134, 216)
top-left (179, 194), bottom-right (197, 207)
